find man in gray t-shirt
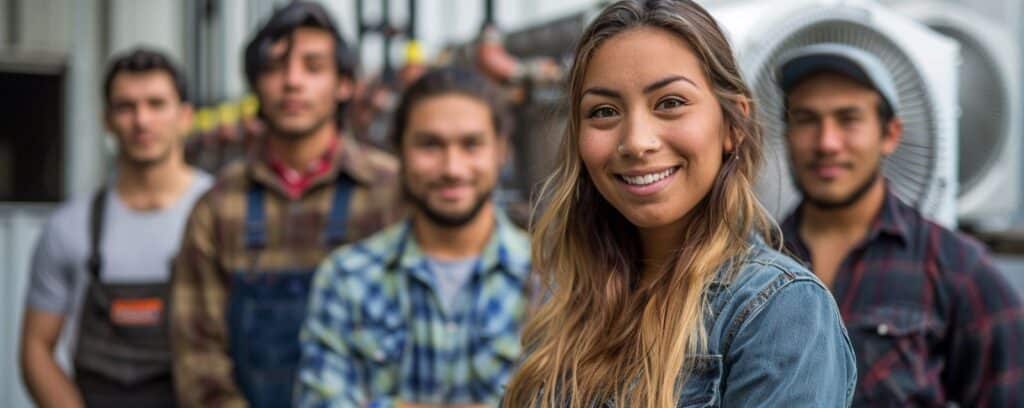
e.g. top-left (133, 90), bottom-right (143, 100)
top-left (26, 174), bottom-right (211, 353)
top-left (19, 48), bottom-right (211, 408)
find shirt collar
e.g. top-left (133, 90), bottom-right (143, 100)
top-left (249, 132), bottom-right (376, 197)
top-left (394, 209), bottom-right (531, 285)
top-left (866, 185), bottom-right (911, 246)
top-left (783, 183), bottom-right (910, 250)
top-left (266, 137), bottom-right (337, 198)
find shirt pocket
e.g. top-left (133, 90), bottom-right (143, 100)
top-left (676, 354), bottom-right (724, 408)
top-left (846, 304), bottom-right (942, 404)
top-left (348, 300), bottom-right (407, 369)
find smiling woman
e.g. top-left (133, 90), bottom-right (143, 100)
top-left (503, 1), bottom-right (858, 407)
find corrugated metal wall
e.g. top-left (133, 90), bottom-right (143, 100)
top-left (0, 205), bottom-right (56, 408)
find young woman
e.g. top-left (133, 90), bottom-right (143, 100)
top-left (503, 1), bottom-right (857, 406)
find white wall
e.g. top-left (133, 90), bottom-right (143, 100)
top-left (0, 0), bottom-right (8, 46)
top-left (65, 0), bottom-right (106, 200)
top-left (17, 0), bottom-right (71, 53)
top-left (108, 0), bottom-right (184, 61)
top-left (0, 206), bottom-right (56, 408)
top-left (221, 0), bottom-right (250, 99)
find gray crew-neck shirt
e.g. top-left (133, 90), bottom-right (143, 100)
top-left (424, 256), bottom-right (479, 314)
top-left (25, 170), bottom-right (213, 357)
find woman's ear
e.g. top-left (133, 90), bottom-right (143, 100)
top-left (738, 96), bottom-right (751, 117)
top-left (724, 96), bottom-right (751, 153)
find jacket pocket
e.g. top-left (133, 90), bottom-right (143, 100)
top-left (677, 354), bottom-right (724, 408)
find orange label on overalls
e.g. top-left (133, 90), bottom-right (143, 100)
top-left (110, 298), bottom-right (164, 326)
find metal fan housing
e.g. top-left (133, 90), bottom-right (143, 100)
top-left (886, 0), bottom-right (1021, 230)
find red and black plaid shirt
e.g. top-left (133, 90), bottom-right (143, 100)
top-left (782, 187), bottom-right (1024, 407)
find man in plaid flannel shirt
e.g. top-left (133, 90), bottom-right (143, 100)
top-left (170, 3), bottom-right (400, 407)
top-left (295, 67), bottom-right (531, 407)
top-left (776, 43), bottom-right (1024, 406)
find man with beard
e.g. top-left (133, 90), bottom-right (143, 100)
top-left (777, 43), bottom-right (1024, 406)
top-left (170, 2), bottom-right (399, 407)
top-left (295, 67), bottom-right (530, 407)
top-left (20, 49), bottom-right (211, 407)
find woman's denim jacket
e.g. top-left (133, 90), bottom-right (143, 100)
top-left (674, 238), bottom-right (857, 407)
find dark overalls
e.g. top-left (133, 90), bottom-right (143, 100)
top-left (227, 176), bottom-right (353, 407)
top-left (73, 189), bottom-right (176, 407)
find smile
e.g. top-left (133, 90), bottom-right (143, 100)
top-left (617, 167), bottom-right (678, 186)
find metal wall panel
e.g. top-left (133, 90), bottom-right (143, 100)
top-left (0, 204), bottom-right (56, 408)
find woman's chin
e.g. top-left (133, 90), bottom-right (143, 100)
top-left (620, 211), bottom-right (679, 230)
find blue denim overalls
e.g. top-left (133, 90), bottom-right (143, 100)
top-left (228, 176), bottom-right (353, 407)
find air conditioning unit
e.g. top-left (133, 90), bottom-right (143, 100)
top-left (882, 0), bottom-right (1021, 230)
top-left (705, 0), bottom-right (960, 228)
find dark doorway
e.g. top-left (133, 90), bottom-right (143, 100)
top-left (0, 68), bottom-right (66, 202)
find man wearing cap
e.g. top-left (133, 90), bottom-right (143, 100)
top-left (170, 2), bottom-right (399, 407)
top-left (776, 43), bottom-right (1024, 406)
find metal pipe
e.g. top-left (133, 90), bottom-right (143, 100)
top-left (383, 0), bottom-right (392, 73)
top-left (356, 0), bottom-right (365, 42)
top-left (99, 0), bottom-right (111, 59)
top-left (484, 0), bottom-right (494, 26)
top-left (407, 0), bottom-right (416, 40)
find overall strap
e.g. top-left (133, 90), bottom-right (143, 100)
top-left (87, 188), bottom-right (107, 279)
top-left (322, 175), bottom-right (355, 247)
top-left (245, 182), bottom-right (268, 250)
top-left (247, 175), bottom-right (354, 251)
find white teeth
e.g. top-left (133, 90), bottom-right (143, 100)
top-left (621, 167), bottom-right (676, 186)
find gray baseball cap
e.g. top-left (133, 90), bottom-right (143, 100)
top-left (776, 43), bottom-right (900, 112)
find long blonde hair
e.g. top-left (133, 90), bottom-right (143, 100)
top-left (503, 1), bottom-right (778, 406)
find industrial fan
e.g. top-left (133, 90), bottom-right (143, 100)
top-left (884, 0), bottom-right (1021, 230)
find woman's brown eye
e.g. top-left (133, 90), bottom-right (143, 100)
top-left (657, 98), bottom-right (687, 110)
top-left (589, 106), bottom-right (617, 119)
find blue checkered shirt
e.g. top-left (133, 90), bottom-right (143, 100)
top-left (296, 212), bottom-right (531, 407)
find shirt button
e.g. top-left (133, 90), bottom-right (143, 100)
top-left (446, 322), bottom-right (457, 332)
top-left (877, 324), bottom-right (889, 336)
top-left (373, 350), bottom-right (385, 361)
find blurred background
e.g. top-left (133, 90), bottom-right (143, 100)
top-left (1, 0), bottom-right (1023, 406)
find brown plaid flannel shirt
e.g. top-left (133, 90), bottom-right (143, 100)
top-left (170, 135), bottom-right (401, 407)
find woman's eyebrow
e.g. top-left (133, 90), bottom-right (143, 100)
top-left (643, 75), bottom-right (697, 94)
top-left (581, 86), bottom-right (622, 100)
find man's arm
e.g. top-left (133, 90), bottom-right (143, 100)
top-left (20, 214), bottom-right (84, 408)
top-left (20, 309), bottom-right (82, 408)
top-left (944, 248), bottom-right (1024, 406)
top-left (170, 198), bottom-right (247, 407)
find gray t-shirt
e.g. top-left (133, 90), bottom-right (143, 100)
top-left (425, 256), bottom-right (479, 314)
top-left (25, 170), bottom-right (212, 358)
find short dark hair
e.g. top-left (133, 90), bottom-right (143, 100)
top-left (103, 48), bottom-right (189, 106)
top-left (244, 1), bottom-right (357, 90)
top-left (390, 67), bottom-right (510, 149)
